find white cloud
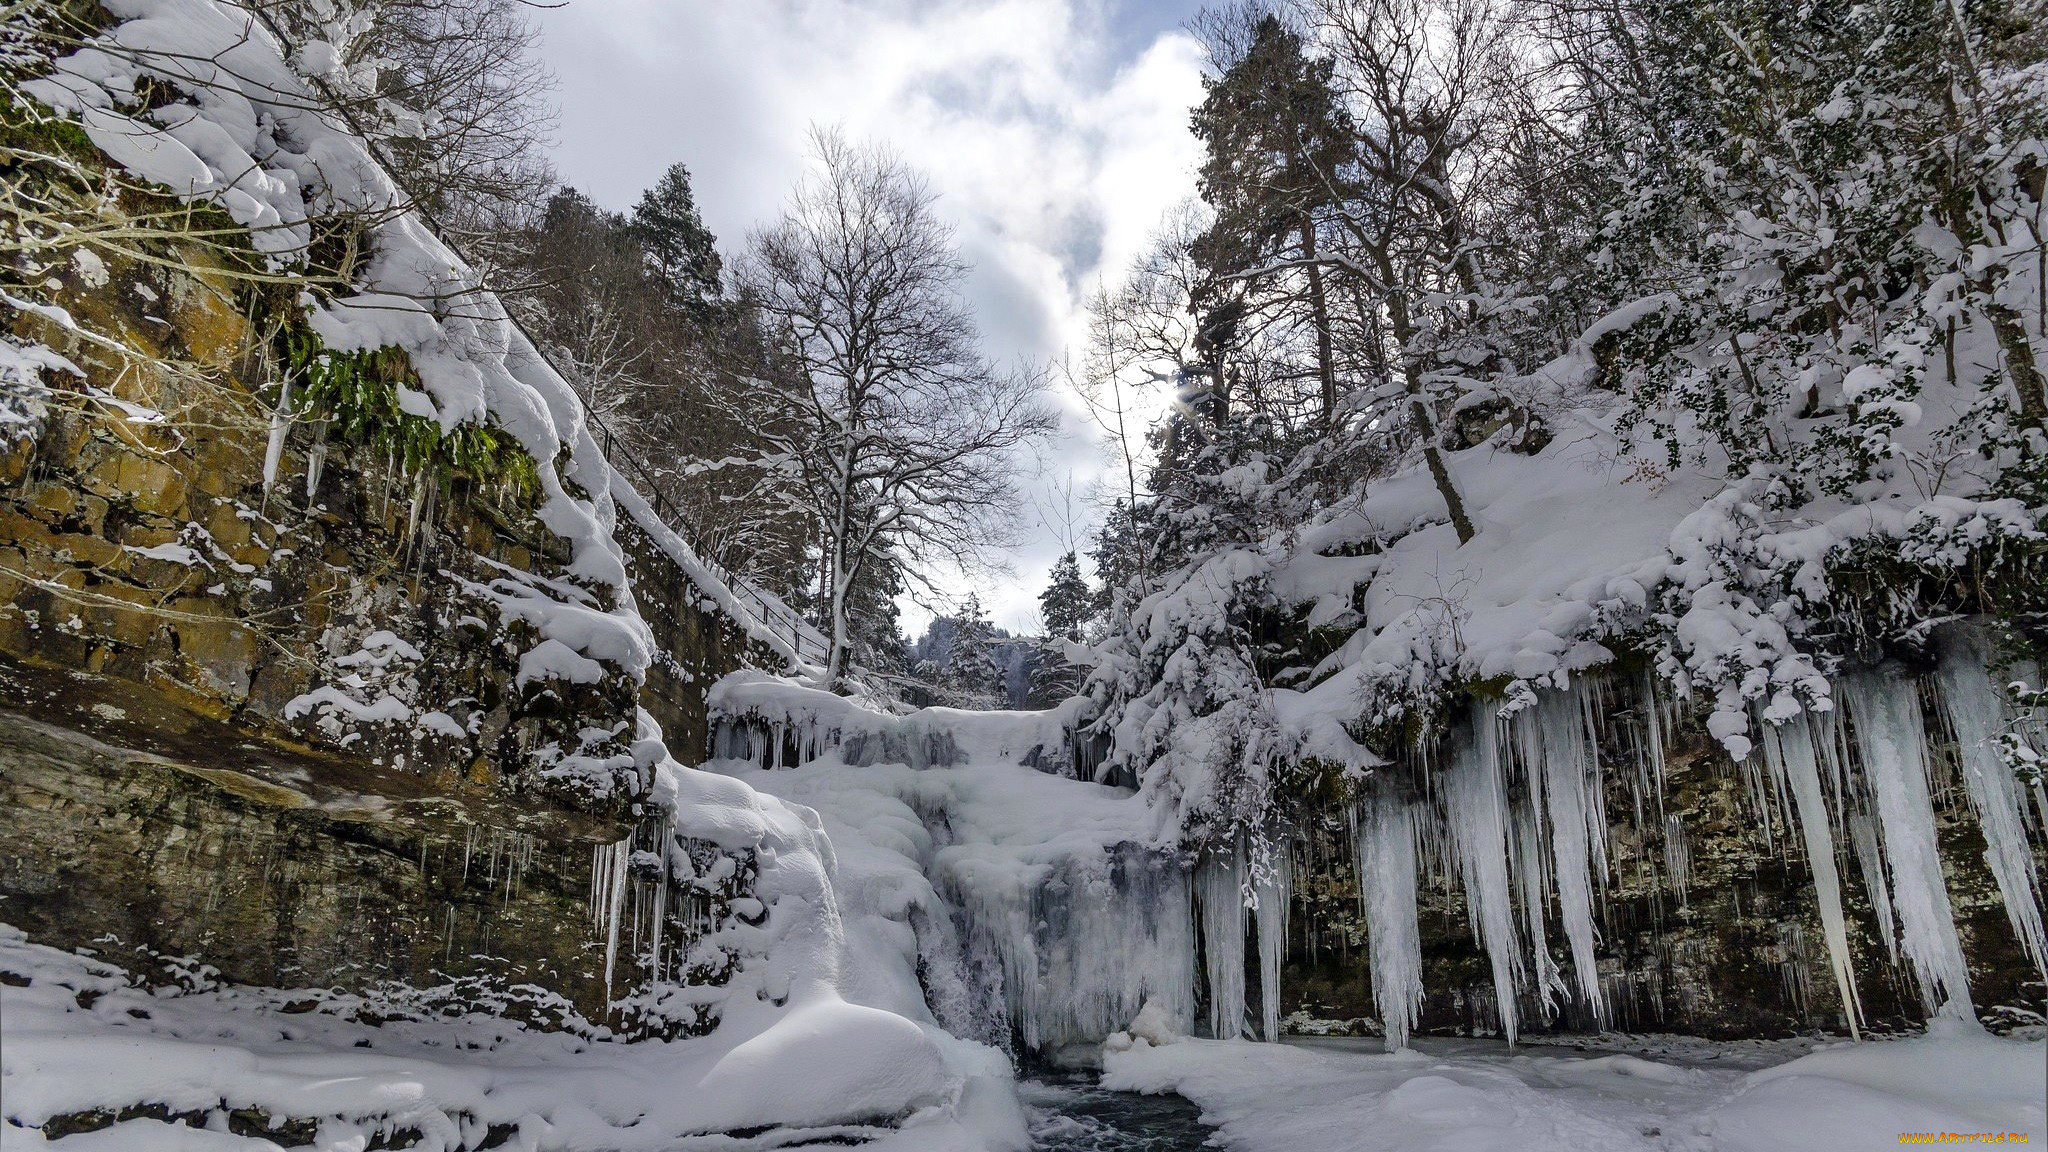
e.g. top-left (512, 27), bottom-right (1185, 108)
top-left (536, 0), bottom-right (1204, 634)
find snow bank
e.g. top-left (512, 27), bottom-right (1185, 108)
top-left (1264, 421), bottom-right (2040, 764)
top-left (1101, 1030), bottom-right (2044, 1152)
top-left (0, 923), bottom-right (979, 1150)
top-left (712, 670), bottom-right (1093, 773)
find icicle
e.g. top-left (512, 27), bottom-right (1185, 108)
top-left (1254, 846), bottom-right (1291, 1043)
top-left (305, 421), bottom-right (329, 500)
top-left (649, 827), bottom-right (670, 985)
top-left (1847, 808), bottom-right (1899, 964)
top-left (1842, 671), bottom-right (1976, 1022)
top-left (1358, 792), bottom-right (1423, 1051)
top-left (1442, 705), bottom-right (1523, 1044)
top-left (1777, 922), bottom-right (1815, 1019)
top-left (592, 837), bottom-right (632, 1008)
top-left (1663, 814), bottom-right (1691, 908)
top-left (1529, 688), bottom-right (1607, 1021)
top-left (262, 377), bottom-right (293, 493)
top-left (1933, 638), bottom-right (2048, 976)
top-left (1737, 740), bottom-right (1780, 852)
top-left (1198, 853), bottom-right (1247, 1040)
top-left (1759, 713), bottom-right (1864, 1038)
top-left (1511, 795), bottom-right (1564, 1016)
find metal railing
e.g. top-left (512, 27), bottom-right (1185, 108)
top-left (587, 416), bottom-right (832, 669)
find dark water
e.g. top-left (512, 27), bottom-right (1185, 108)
top-left (1022, 1074), bottom-right (1215, 1150)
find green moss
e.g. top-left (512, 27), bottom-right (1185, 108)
top-left (275, 323), bottom-right (541, 505)
top-left (0, 111), bottom-right (99, 164)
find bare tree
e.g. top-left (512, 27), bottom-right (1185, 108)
top-left (1289, 0), bottom-right (1549, 544)
top-left (260, 0), bottom-right (558, 265)
top-left (731, 129), bottom-right (1056, 688)
top-left (1077, 202), bottom-right (1214, 512)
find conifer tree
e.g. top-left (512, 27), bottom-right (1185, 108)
top-left (1038, 551), bottom-right (1094, 642)
top-left (1026, 552), bottom-right (1095, 708)
top-left (633, 162), bottom-right (725, 321)
top-left (938, 594), bottom-right (1007, 709)
top-left (1191, 12), bottom-right (1351, 425)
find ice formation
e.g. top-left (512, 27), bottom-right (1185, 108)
top-left (1758, 712), bottom-right (1866, 1037)
top-left (1441, 707), bottom-right (1526, 1043)
top-left (1198, 853), bottom-right (1249, 1041)
top-left (1354, 791), bottom-right (1423, 1051)
top-left (1254, 847), bottom-right (1292, 1043)
top-left (947, 846), bottom-right (1197, 1053)
top-left (1317, 651), bottom-right (2042, 1050)
top-left (1842, 671), bottom-right (1977, 1021)
top-left (1933, 634), bottom-right (2048, 976)
top-left (1524, 687), bottom-right (1609, 1019)
top-left (709, 673), bottom-right (1197, 1056)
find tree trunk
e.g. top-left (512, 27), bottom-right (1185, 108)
top-left (1389, 295), bottom-right (1477, 544)
top-left (1987, 301), bottom-right (2048, 432)
top-left (1409, 387), bottom-right (1477, 545)
top-left (1299, 216), bottom-right (1339, 424)
top-left (824, 454), bottom-right (856, 689)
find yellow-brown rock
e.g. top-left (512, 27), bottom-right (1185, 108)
top-left (85, 446), bottom-right (188, 516)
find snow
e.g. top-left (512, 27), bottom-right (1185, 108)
top-left (122, 541), bottom-right (205, 566)
top-left (514, 637), bottom-right (607, 689)
top-left (2, 305), bottom-right (86, 434)
top-left (1103, 1029), bottom-right (2045, 1152)
top-left (709, 673), bottom-right (1195, 1056)
top-left (281, 684), bottom-right (412, 725)
top-left (0, 923), bottom-right (972, 1151)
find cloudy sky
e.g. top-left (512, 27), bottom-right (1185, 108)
top-left (533, 0), bottom-right (1206, 634)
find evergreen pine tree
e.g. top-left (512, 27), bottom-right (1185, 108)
top-left (1190, 13), bottom-right (1351, 424)
top-left (632, 162), bottom-right (724, 321)
top-left (1026, 551), bottom-right (1094, 709)
top-left (938, 594), bottom-right (1006, 709)
top-left (1038, 551), bottom-right (1093, 642)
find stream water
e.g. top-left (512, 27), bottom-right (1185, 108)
top-left (1022, 1074), bottom-right (1215, 1150)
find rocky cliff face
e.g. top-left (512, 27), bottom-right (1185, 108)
top-left (0, 180), bottom-right (768, 1026)
top-left (1278, 668), bottom-right (2048, 1042)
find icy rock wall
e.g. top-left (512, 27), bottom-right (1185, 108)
top-left (0, 219), bottom-right (773, 807)
top-left (0, 676), bottom-right (634, 1020)
top-left (1285, 643), bottom-right (2046, 1043)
